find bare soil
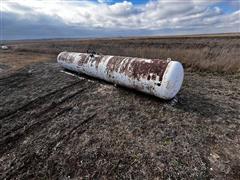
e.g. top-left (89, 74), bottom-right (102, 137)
top-left (0, 36), bottom-right (240, 179)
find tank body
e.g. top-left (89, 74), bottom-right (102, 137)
top-left (57, 52), bottom-right (184, 99)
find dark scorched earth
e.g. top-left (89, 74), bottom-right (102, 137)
top-left (0, 62), bottom-right (240, 179)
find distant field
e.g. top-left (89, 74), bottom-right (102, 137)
top-left (3, 34), bottom-right (240, 74)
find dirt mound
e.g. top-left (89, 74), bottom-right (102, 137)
top-left (0, 62), bottom-right (239, 179)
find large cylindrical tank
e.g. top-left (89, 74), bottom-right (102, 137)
top-left (57, 52), bottom-right (184, 100)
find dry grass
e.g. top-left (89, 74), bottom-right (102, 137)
top-left (0, 50), bottom-right (55, 73)
top-left (5, 34), bottom-right (240, 73)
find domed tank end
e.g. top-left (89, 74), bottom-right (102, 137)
top-left (160, 61), bottom-right (184, 100)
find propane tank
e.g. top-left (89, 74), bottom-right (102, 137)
top-left (57, 52), bottom-right (184, 100)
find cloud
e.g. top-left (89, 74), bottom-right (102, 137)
top-left (1, 0), bottom-right (240, 39)
top-left (97, 0), bottom-right (113, 3)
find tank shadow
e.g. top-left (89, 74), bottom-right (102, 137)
top-left (176, 89), bottom-right (224, 119)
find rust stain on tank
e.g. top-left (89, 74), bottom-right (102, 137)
top-left (94, 55), bottom-right (102, 69)
top-left (152, 74), bottom-right (156, 80)
top-left (86, 55), bottom-right (102, 68)
top-left (106, 56), bottom-right (125, 74)
top-left (105, 56), bottom-right (168, 81)
top-left (119, 58), bottom-right (132, 75)
top-left (64, 51), bottom-right (169, 83)
top-left (147, 75), bottom-right (151, 80)
top-left (77, 54), bottom-right (88, 66)
top-left (59, 52), bottom-right (75, 63)
top-left (130, 59), bottom-right (168, 81)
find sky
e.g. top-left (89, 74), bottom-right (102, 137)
top-left (1, 0), bottom-right (240, 40)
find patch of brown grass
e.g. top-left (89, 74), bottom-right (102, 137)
top-left (0, 50), bottom-right (55, 72)
top-left (5, 35), bottom-right (240, 73)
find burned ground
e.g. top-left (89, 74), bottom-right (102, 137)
top-left (0, 62), bottom-right (239, 179)
top-left (0, 35), bottom-right (240, 179)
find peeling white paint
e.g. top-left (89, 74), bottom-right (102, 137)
top-left (57, 52), bottom-right (184, 100)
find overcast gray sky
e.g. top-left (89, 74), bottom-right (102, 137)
top-left (1, 0), bottom-right (240, 40)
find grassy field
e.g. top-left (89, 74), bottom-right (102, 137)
top-left (0, 34), bottom-right (240, 179)
top-left (3, 34), bottom-right (240, 74)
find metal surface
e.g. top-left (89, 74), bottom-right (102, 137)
top-left (57, 52), bottom-right (184, 99)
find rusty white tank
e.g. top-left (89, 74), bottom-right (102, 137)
top-left (57, 52), bottom-right (184, 100)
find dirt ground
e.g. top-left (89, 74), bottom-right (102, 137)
top-left (0, 38), bottom-right (240, 179)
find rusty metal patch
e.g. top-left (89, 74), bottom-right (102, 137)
top-left (106, 56), bottom-right (125, 74)
top-left (59, 52), bottom-right (75, 64)
top-left (77, 54), bottom-right (89, 66)
top-left (130, 59), bottom-right (168, 81)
